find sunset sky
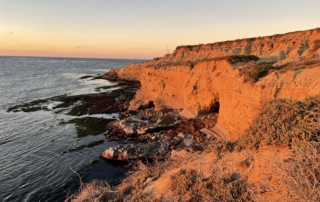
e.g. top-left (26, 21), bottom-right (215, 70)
top-left (1, 0), bottom-right (320, 59)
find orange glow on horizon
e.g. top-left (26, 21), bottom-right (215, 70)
top-left (0, 48), bottom-right (162, 59)
top-left (1, 1), bottom-right (320, 59)
top-left (0, 25), bottom-right (165, 59)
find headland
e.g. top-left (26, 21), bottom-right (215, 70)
top-left (71, 28), bottom-right (320, 201)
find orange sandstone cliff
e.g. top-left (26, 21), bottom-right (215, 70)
top-left (103, 28), bottom-right (320, 140)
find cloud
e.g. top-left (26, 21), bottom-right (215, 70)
top-left (9, 31), bottom-right (13, 34)
top-left (75, 46), bottom-right (80, 49)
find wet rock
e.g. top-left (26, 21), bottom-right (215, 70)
top-left (101, 140), bottom-right (171, 161)
top-left (183, 138), bottom-right (195, 147)
top-left (177, 133), bottom-right (185, 139)
top-left (116, 115), bottom-right (178, 135)
top-left (185, 134), bottom-right (192, 139)
top-left (101, 129), bottom-right (199, 161)
top-left (95, 70), bottom-right (119, 81)
top-left (90, 159), bottom-right (99, 166)
top-left (79, 75), bottom-right (94, 80)
top-left (119, 117), bottom-right (148, 134)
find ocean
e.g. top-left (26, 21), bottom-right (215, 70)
top-left (0, 56), bottom-right (145, 201)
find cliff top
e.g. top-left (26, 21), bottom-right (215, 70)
top-left (175, 27), bottom-right (320, 51)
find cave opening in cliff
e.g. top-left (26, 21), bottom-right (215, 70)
top-left (210, 101), bottom-right (220, 113)
top-left (147, 101), bottom-right (155, 108)
top-left (138, 101), bottom-right (155, 110)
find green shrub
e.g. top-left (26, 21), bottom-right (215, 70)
top-left (227, 55), bottom-right (259, 64)
top-left (248, 64), bottom-right (274, 81)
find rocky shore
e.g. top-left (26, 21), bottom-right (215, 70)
top-left (97, 28), bottom-right (320, 162)
top-left (100, 106), bottom-right (218, 161)
top-left (68, 28), bottom-right (320, 202)
top-left (8, 73), bottom-right (220, 162)
top-left (102, 28), bottom-right (320, 141)
top-left (73, 71), bottom-right (217, 162)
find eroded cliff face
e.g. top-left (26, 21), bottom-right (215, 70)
top-left (163, 28), bottom-right (320, 65)
top-left (109, 28), bottom-right (320, 140)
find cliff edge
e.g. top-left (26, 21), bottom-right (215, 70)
top-left (102, 28), bottom-right (320, 140)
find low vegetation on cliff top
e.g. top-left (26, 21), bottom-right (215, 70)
top-left (226, 55), bottom-right (259, 64)
top-left (239, 58), bottom-right (320, 83)
top-left (238, 96), bottom-right (320, 149)
top-left (68, 96), bottom-right (320, 202)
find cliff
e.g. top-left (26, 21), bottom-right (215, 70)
top-left (104, 28), bottom-right (320, 140)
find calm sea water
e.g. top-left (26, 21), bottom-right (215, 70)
top-left (0, 56), bottom-right (145, 202)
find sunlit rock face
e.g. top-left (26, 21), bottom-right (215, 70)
top-left (108, 28), bottom-right (320, 140)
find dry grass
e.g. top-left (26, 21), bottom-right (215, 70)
top-left (238, 96), bottom-right (320, 149)
top-left (170, 169), bottom-right (251, 201)
top-left (120, 160), bottom-right (166, 193)
top-left (67, 160), bottom-right (170, 202)
top-left (276, 141), bottom-right (320, 201)
top-left (66, 180), bottom-right (121, 202)
top-left (116, 159), bottom-right (181, 201)
top-left (152, 54), bottom-right (259, 69)
top-left (239, 58), bottom-right (320, 83)
top-left (237, 96), bottom-right (320, 201)
top-left (276, 59), bottom-right (320, 74)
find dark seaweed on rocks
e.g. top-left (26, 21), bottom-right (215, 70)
top-left (67, 82), bottom-right (140, 116)
top-left (94, 82), bottom-right (128, 92)
top-left (79, 75), bottom-right (94, 80)
top-left (7, 81), bottom-right (140, 115)
top-left (7, 99), bottom-right (49, 112)
top-left (60, 117), bottom-right (116, 137)
top-left (68, 140), bottom-right (105, 152)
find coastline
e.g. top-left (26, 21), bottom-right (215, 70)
top-left (5, 79), bottom-right (141, 201)
top-left (4, 28), bottom-right (319, 201)
top-left (70, 28), bottom-right (320, 201)
top-left (0, 57), bottom-right (147, 202)
top-left (69, 77), bottom-right (320, 202)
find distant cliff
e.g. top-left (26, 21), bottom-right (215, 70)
top-left (102, 28), bottom-right (320, 140)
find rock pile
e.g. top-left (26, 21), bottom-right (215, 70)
top-left (101, 132), bottom-right (198, 161)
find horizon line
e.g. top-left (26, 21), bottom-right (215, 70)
top-left (0, 55), bottom-right (152, 61)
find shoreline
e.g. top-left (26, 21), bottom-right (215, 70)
top-left (7, 75), bottom-right (216, 199)
top-left (0, 57), bottom-right (149, 202)
top-left (5, 27), bottom-right (320, 201)
top-left (69, 27), bottom-right (320, 201)
top-left (83, 75), bottom-right (219, 162)
top-left (5, 77), bottom-right (143, 201)
top-left (70, 78), bottom-right (320, 201)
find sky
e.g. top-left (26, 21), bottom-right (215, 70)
top-left (1, 0), bottom-right (320, 59)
